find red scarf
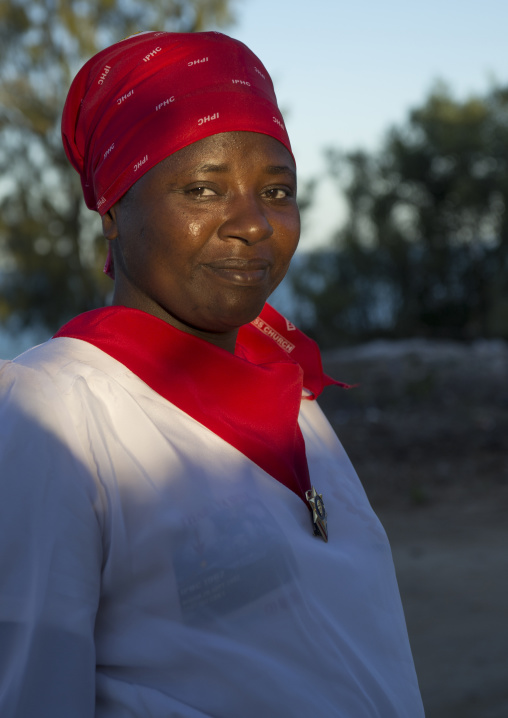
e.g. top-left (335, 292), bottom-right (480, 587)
top-left (54, 304), bottom-right (344, 503)
top-left (62, 32), bottom-right (292, 217)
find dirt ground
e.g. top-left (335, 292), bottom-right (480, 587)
top-left (320, 339), bottom-right (508, 718)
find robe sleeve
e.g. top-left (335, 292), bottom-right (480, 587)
top-left (0, 360), bottom-right (103, 718)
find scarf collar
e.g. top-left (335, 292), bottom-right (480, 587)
top-left (54, 303), bottom-right (344, 503)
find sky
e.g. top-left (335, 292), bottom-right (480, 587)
top-left (229, 0), bottom-right (508, 248)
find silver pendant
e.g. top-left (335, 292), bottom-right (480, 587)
top-left (305, 486), bottom-right (328, 542)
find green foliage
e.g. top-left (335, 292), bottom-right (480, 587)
top-left (0, 0), bottom-right (235, 331)
top-left (293, 84), bottom-right (508, 345)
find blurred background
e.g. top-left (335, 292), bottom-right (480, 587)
top-left (1, 1), bottom-right (507, 715)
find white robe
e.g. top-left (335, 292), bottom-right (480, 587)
top-left (0, 336), bottom-right (424, 717)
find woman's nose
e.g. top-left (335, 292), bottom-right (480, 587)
top-left (218, 194), bottom-right (273, 245)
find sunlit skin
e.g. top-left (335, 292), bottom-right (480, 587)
top-left (101, 131), bottom-right (300, 354)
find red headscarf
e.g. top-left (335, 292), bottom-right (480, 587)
top-left (62, 31), bottom-right (292, 217)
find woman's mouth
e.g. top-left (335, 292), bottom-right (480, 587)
top-left (204, 259), bottom-right (271, 285)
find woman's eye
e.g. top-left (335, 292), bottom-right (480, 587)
top-left (186, 186), bottom-right (216, 197)
top-left (264, 187), bottom-right (292, 200)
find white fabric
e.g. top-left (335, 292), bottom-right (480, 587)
top-left (0, 338), bottom-right (424, 717)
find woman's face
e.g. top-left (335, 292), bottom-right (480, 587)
top-left (104, 131), bottom-right (300, 351)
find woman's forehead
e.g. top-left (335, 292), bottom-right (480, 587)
top-left (142, 132), bottom-right (296, 188)
top-left (167, 132), bottom-right (296, 167)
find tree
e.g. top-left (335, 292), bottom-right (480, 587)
top-left (0, 0), bottom-right (235, 331)
top-left (293, 84), bottom-right (508, 345)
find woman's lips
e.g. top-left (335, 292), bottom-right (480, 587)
top-left (204, 259), bottom-right (271, 285)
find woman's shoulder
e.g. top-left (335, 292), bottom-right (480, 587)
top-left (6, 334), bottom-right (123, 375)
top-left (0, 338), bottom-right (129, 445)
top-left (1, 335), bottom-right (134, 401)
top-left (0, 340), bottom-right (108, 523)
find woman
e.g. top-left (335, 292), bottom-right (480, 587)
top-left (0, 32), bottom-right (424, 717)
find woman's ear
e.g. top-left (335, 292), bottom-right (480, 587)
top-left (101, 207), bottom-right (119, 240)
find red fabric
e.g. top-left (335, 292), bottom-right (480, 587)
top-left (54, 304), bottom-right (342, 503)
top-left (61, 31), bottom-right (292, 217)
top-left (243, 303), bottom-right (349, 398)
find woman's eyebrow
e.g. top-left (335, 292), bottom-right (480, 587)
top-left (266, 165), bottom-right (296, 180)
top-left (195, 163), bottom-right (229, 173)
top-left (195, 163), bottom-right (296, 180)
